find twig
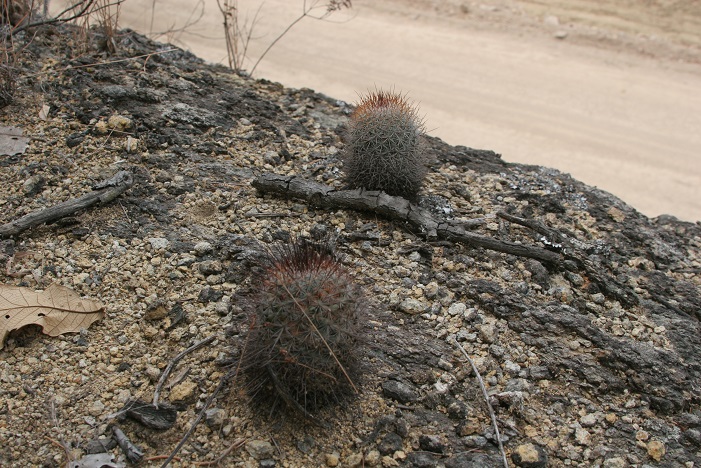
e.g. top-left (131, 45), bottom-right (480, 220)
top-left (451, 339), bottom-right (508, 468)
top-left (249, 0), bottom-right (351, 75)
top-left (23, 49), bottom-right (179, 78)
top-left (192, 439), bottom-right (246, 466)
top-left (153, 335), bottom-right (216, 408)
top-left (112, 426), bottom-right (144, 464)
top-left (0, 171), bottom-right (133, 238)
top-left (160, 321), bottom-right (253, 467)
top-left (45, 436), bottom-right (73, 464)
top-left (252, 173), bottom-right (561, 264)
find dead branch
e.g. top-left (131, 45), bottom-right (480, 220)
top-left (112, 425), bottom-right (144, 464)
top-left (153, 335), bottom-right (216, 408)
top-left (451, 339), bottom-right (508, 468)
top-left (0, 170), bottom-right (133, 238)
top-left (252, 173), bottom-right (561, 264)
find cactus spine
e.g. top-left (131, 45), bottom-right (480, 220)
top-left (343, 90), bottom-right (427, 199)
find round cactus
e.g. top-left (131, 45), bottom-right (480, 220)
top-left (343, 90), bottom-right (427, 199)
top-left (242, 239), bottom-right (364, 415)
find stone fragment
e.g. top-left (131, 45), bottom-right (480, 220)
top-left (365, 450), bottom-right (381, 466)
top-left (204, 408), bottom-right (226, 428)
top-left (324, 452), bottom-right (340, 467)
top-left (418, 434), bottom-right (444, 453)
top-left (246, 440), bottom-right (274, 460)
top-left (647, 440), bottom-right (665, 461)
top-left (344, 453), bottom-right (363, 467)
top-left (399, 297), bottom-right (426, 315)
top-left (381, 380), bottom-right (418, 403)
top-left (169, 379), bottom-right (197, 403)
top-left (378, 432), bottom-right (403, 456)
top-left (511, 443), bottom-right (548, 467)
top-left (477, 324), bottom-right (496, 343)
top-left (575, 425), bottom-right (592, 445)
top-left (148, 237), bottom-right (170, 250)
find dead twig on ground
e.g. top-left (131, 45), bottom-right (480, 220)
top-left (45, 436), bottom-right (73, 465)
top-left (160, 321), bottom-right (254, 467)
top-left (252, 173), bottom-right (561, 264)
top-left (192, 438), bottom-right (246, 466)
top-left (0, 170), bottom-right (133, 238)
top-left (451, 338), bottom-right (508, 468)
top-left (153, 335), bottom-right (216, 408)
top-left (112, 425), bottom-right (144, 464)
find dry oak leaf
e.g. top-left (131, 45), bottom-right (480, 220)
top-left (0, 283), bottom-right (105, 350)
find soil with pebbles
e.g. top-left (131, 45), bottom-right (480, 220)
top-left (1, 24), bottom-right (700, 468)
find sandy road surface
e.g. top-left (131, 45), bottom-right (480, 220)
top-left (63, 0), bottom-right (701, 221)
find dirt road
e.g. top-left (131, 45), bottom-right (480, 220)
top-left (100, 0), bottom-right (701, 221)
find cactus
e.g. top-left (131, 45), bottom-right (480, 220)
top-left (242, 239), bottom-right (364, 416)
top-left (343, 90), bottom-right (427, 199)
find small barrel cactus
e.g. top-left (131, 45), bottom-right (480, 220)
top-left (343, 89), bottom-right (427, 199)
top-left (242, 239), bottom-right (364, 416)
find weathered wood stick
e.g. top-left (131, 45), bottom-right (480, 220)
top-left (0, 170), bottom-right (133, 238)
top-left (252, 173), bottom-right (562, 264)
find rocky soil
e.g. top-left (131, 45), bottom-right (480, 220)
top-left (0, 24), bottom-right (700, 467)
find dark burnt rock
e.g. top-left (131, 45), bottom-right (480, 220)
top-left (418, 435), bottom-right (445, 454)
top-left (382, 379), bottom-right (419, 404)
top-left (406, 451), bottom-right (439, 468)
top-left (378, 432), bottom-right (404, 456)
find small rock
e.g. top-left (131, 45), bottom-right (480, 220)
top-left (378, 432), bottom-right (403, 456)
top-left (22, 175), bottom-right (45, 196)
top-left (246, 440), bottom-right (274, 460)
top-left (462, 435), bottom-right (488, 448)
top-left (477, 324), bottom-right (496, 343)
top-left (169, 379), bottom-right (197, 403)
top-left (296, 435), bottom-right (315, 454)
top-left (382, 380), bottom-right (419, 403)
top-left (447, 401), bottom-right (467, 420)
top-left (205, 408), bottom-right (226, 428)
top-left (418, 434), bottom-right (444, 453)
top-left (199, 260), bottom-right (222, 275)
top-left (194, 241), bottom-right (213, 255)
top-left (145, 366), bottom-right (161, 382)
top-left (646, 440), bottom-right (665, 461)
top-left (324, 452), bottom-right (340, 467)
top-left (148, 237), bottom-right (170, 251)
top-left (107, 114), bottom-right (133, 131)
top-left (344, 453), bottom-right (363, 467)
top-left (381, 455), bottom-right (399, 467)
top-left (602, 457), bottom-right (627, 468)
top-left (447, 302), bottom-right (466, 316)
top-left (365, 450), bottom-right (381, 466)
top-left (580, 413), bottom-right (598, 427)
top-left (456, 418), bottom-right (482, 436)
top-left (399, 297), bottom-right (427, 315)
top-left (575, 425), bottom-right (592, 445)
top-left (511, 443), bottom-right (548, 467)
top-left (89, 400), bottom-right (105, 416)
top-left (554, 30), bottom-right (568, 39)
top-left (259, 459), bottom-right (276, 467)
top-left (684, 428), bottom-right (701, 446)
top-left (406, 451), bottom-right (437, 467)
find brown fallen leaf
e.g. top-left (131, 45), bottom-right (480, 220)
top-left (0, 283), bottom-right (105, 350)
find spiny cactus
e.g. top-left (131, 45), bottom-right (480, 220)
top-left (343, 89), bottom-right (427, 200)
top-left (242, 238), bottom-right (365, 417)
